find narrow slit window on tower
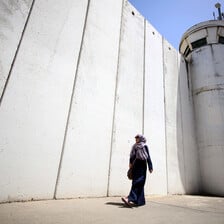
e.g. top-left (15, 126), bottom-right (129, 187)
top-left (218, 36), bottom-right (224, 44)
top-left (191, 38), bottom-right (207, 49)
top-left (184, 45), bottom-right (191, 57)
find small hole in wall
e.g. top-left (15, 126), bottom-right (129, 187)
top-left (168, 47), bottom-right (171, 50)
top-left (132, 11), bottom-right (135, 16)
top-left (152, 31), bottom-right (155, 35)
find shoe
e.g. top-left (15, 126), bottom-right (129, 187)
top-left (129, 201), bottom-right (138, 207)
top-left (121, 197), bottom-right (132, 207)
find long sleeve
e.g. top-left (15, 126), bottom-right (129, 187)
top-left (145, 145), bottom-right (153, 170)
top-left (129, 145), bottom-right (136, 164)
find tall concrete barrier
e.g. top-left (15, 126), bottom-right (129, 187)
top-left (108, 1), bottom-right (144, 196)
top-left (177, 56), bottom-right (200, 194)
top-left (0, 0), bottom-right (89, 202)
top-left (144, 21), bottom-right (167, 195)
top-left (55, 0), bottom-right (123, 198)
top-left (163, 39), bottom-right (186, 194)
top-left (0, 0), bottom-right (212, 203)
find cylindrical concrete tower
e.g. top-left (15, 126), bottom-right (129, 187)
top-left (179, 20), bottom-right (224, 196)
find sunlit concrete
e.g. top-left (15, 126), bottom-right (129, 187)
top-left (180, 20), bottom-right (224, 196)
top-left (0, 0), bottom-right (223, 203)
top-left (0, 196), bottom-right (224, 224)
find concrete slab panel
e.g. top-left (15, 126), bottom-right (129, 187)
top-left (178, 55), bottom-right (201, 194)
top-left (55, 0), bottom-right (123, 198)
top-left (163, 40), bottom-right (186, 194)
top-left (108, 1), bottom-right (144, 196)
top-left (0, 0), bottom-right (88, 202)
top-left (144, 21), bottom-right (167, 195)
top-left (0, 0), bottom-right (32, 99)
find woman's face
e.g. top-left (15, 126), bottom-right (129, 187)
top-left (135, 137), bottom-right (140, 143)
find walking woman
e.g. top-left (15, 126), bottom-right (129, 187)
top-left (122, 134), bottom-right (153, 206)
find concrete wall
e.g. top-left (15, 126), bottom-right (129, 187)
top-left (0, 0), bottom-right (33, 100)
top-left (144, 21), bottom-right (167, 195)
top-left (0, 0), bottom-right (91, 202)
top-left (177, 56), bottom-right (201, 194)
top-left (163, 41), bottom-right (200, 195)
top-left (163, 40), bottom-right (185, 194)
top-left (56, 0), bottom-right (123, 198)
top-left (108, 1), bottom-right (144, 196)
top-left (0, 0), bottom-right (201, 202)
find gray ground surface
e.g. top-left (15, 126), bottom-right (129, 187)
top-left (0, 195), bottom-right (224, 224)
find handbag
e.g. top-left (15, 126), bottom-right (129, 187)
top-left (127, 166), bottom-right (133, 180)
top-left (127, 159), bottom-right (136, 180)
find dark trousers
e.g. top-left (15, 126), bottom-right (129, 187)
top-left (128, 160), bottom-right (147, 206)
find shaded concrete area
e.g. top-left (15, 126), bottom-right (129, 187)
top-left (0, 195), bottom-right (224, 224)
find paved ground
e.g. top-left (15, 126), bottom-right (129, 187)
top-left (0, 195), bottom-right (224, 224)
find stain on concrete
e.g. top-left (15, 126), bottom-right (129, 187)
top-left (194, 84), bottom-right (224, 96)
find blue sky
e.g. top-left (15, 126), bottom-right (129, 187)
top-left (129, 0), bottom-right (223, 49)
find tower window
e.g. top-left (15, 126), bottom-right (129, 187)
top-left (218, 36), bottom-right (224, 44)
top-left (191, 38), bottom-right (207, 49)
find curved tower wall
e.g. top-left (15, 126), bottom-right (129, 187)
top-left (180, 21), bottom-right (224, 196)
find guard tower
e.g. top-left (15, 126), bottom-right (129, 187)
top-left (179, 3), bottom-right (224, 196)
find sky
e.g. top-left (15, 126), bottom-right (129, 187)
top-left (128, 0), bottom-right (223, 49)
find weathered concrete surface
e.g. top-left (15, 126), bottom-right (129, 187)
top-left (0, 0), bottom-right (32, 98)
top-left (0, 0), bottom-right (89, 202)
top-left (177, 55), bottom-right (200, 194)
top-left (108, 1), bottom-right (144, 196)
top-left (179, 21), bottom-right (224, 196)
top-left (0, 196), bottom-right (224, 224)
top-left (163, 39), bottom-right (186, 194)
top-left (55, 0), bottom-right (123, 199)
top-left (144, 21), bottom-right (167, 195)
top-left (1, 0), bottom-right (223, 203)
